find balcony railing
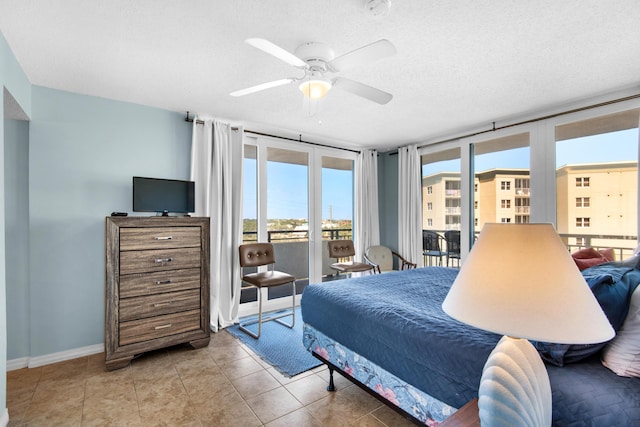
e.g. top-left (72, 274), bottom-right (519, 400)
top-left (242, 228), bottom-right (353, 243)
top-left (558, 233), bottom-right (637, 261)
top-left (432, 229), bottom-right (636, 263)
top-left (240, 228), bottom-right (637, 293)
top-left (514, 206), bottom-right (530, 214)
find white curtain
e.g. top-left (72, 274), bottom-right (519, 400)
top-left (398, 144), bottom-right (424, 267)
top-left (354, 149), bottom-right (380, 259)
top-left (190, 118), bottom-right (244, 331)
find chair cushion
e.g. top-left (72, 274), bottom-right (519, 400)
top-left (366, 246), bottom-right (393, 272)
top-left (328, 240), bottom-right (356, 258)
top-left (243, 270), bottom-right (295, 287)
top-left (239, 243), bottom-right (276, 268)
top-left (331, 261), bottom-right (373, 273)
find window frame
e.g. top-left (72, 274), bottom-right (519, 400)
top-left (240, 135), bottom-right (358, 317)
top-left (576, 217), bottom-right (591, 228)
top-left (576, 177), bottom-right (590, 188)
top-left (576, 197), bottom-right (590, 208)
top-left (417, 94), bottom-right (640, 264)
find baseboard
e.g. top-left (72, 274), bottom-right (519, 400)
top-left (6, 343), bottom-right (104, 371)
top-left (0, 408), bottom-right (8, 427)
top-left (6, 357), bottom-right (29, 371)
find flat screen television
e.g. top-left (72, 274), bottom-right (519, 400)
top-left (133, 176), bottom-right (195, 215)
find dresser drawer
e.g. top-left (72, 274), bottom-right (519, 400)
top-left (120, 227), bottom-right (201, 251)
top-left (120, 268), bottom-right (200, 298)
top-left (119, 309), bottom-right (201, 346)
top-left (120, 289), bottom-right (200, 322)
top-left (120, 247), bottom-right (201, 275)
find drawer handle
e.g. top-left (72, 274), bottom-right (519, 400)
top-left (154, 258), bottom-right (173, 263)
top-left (154, 279), bottom-right (173, 285)
top-left (154, 236), bottom-right (173, 240)
top-left (154, 324), bottom-right (172, 330)
top-left (153, 302), bottom-right (173, 307)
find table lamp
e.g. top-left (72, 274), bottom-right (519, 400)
top-left (442, 223), bottom-right (614, 427)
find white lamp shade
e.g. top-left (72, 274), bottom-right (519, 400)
top-left (299, 79), bottom-right (332, 99)
top-left (442, 223), bottom-right (614, 344)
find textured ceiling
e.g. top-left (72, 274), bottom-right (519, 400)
top-left (1, 0), bottom-right (639, 151)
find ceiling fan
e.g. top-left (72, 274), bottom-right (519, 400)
top-left (230, 38), bottom-right (396, 105)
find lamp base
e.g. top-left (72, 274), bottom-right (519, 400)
top-left (478, 336), bottom-right (551, 427)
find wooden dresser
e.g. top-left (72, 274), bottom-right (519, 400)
top-left (105, 216), bottom-right (210, 370)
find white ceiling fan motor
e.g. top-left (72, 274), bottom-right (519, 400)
top-left (294, 42), bottom-right (335, 71)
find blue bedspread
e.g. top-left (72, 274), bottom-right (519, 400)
top-left (547, 356), bottom-right (640, 426)
top-left (301, 266), bottom-right (640, 425)
top-left (301, 267), bottom-right (500, 408)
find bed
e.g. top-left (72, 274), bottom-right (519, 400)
top-left (301, 265), bottom-right (640, 426)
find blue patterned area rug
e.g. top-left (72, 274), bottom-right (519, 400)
top-left (226, 307), bottom-right (322, 377)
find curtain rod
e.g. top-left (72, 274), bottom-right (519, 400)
top-left (184, 112), bottom-right (361, 154)
top-left (418, 92), bottom-right (640, 149)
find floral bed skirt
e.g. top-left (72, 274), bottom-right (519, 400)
top-left (302, 323), bottom-right (457, 425)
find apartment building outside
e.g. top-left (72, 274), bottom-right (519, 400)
top-left (475, 168), bottom-right (530, 229)
top-left (422, 172), bottom-right (463, 231)
top-left (422, 168), bottom-right (531, 232)
top-left (423, 161), bottom-right (638, 258)
top-left (557, 161), bottom-right (637, 256)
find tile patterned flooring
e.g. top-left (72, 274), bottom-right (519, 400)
top-left (6, 330), bottom-right (416, 426)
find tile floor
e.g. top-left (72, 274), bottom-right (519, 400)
top-left (6, 330), bottom-right (416, 426)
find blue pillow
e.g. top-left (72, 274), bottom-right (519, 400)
top-left (534, 260), bottom-right (640, 367)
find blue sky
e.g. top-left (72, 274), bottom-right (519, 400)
top-left (423, 129), bottom-right (638, 176)
top-left (245, 129), bottom-right (638, 220)
top-left (243, 159), bottom-right (353, 220)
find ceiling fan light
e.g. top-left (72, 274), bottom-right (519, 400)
top-left (299, 79), bottom-right (332, 99)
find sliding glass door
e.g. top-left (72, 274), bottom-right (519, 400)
top-left (320, 155), bottom-right (354, 281)
top-left (240, 137), bottom-right (357, 316)
top-left (241, 144), bottom-right (258, 305)
top-left (555, 108), bottom-right (639, 259)
top-left (421, 148), bottom-right (461, 266)
top-left (266, 147), bottom-right (310, 302)
top-left (473, 133), bottom-right (531, 232)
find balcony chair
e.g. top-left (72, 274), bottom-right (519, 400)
top-left (423, 230), bottom-right (446, 266)
top-left (327, 239), bottom-right (375, 277)
top-left (238, 243), bottom-right (295, 339)
top-left (364, 245), bottom-right (416, 274)
top-left (444, 230), bottom-right (461, 267)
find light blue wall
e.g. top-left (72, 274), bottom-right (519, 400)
top-left (1, 35), bottom-right (30, 117)
top-left (0, 109), bottom-right (4, 418)
top-left (378, 152), bottom-right (398, 251)
top-left (1, 29), bottom-right (31, 418)
top-left (4, 118), bottom-right (29, 360)
top-left (29, 86), bottom-right (191, 357)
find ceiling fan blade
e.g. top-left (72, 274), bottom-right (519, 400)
top-left (329, 39), bottom-right (396, 72)
top-left (230, 78), bottom-right (296, 97)
top-left (333, 77), bottom-right (393, 105)
top-left (245, 38), bottom-right (307, 68)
